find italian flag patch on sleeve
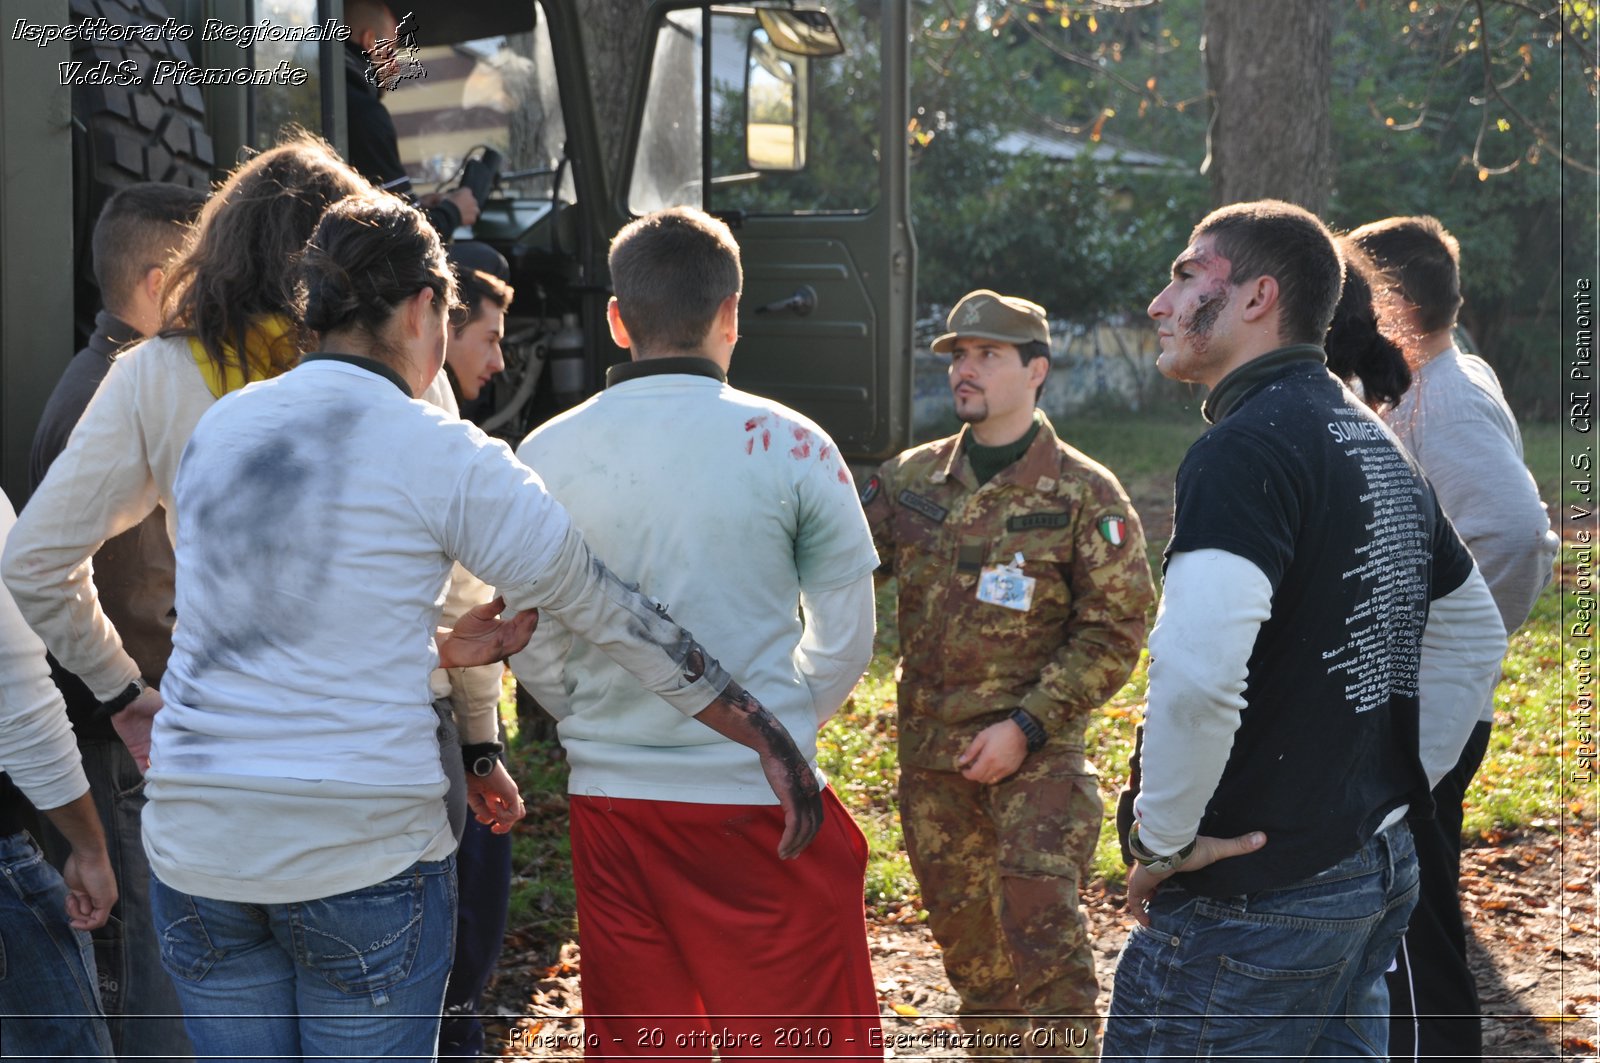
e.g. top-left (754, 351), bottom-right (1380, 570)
top-left (1097, 515), bottom-right (1128, 547)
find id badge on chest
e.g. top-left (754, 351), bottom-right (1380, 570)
top-left (976, 552), bottom-right (1035, 612)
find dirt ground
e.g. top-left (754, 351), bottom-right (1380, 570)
top-left (481, 824), bottom-right (1597, 1062)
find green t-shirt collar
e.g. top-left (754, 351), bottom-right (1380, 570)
top-left (964, 410), bottom-right (1044, 485)
top-left (1202, 345), bottom-right (1327, 424)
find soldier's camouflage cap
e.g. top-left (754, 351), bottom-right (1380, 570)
top-left (931, 289), bottom-right (1050, 354)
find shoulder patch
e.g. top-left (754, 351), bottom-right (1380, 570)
top-left (898, 489), bottom-right (948, 524)
top-left (860, 475), bottom-right (881, 506)
top-left (1008, 511), bottom-right (1071, 531)
top-left (1096, 514), bottom-right (1130, 547)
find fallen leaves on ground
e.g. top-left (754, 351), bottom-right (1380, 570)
top-left (482, 824), bottom-right (1597, 1061)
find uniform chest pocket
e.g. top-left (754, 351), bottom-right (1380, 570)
top-left (891, 489), bottom-right (952, 554)
top-left (988, 541), bottom-right (1075, 615)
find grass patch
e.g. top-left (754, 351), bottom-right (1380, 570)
top-left (1466, 545), bottom-right (1589, 835)
top-left (501, 722), bottom-right (578, 959)
top-left (1054, 408), bottom-right (1207, 489)
top-left (1519, 420), bottom-right (1561, 511)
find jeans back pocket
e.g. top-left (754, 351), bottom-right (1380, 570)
top-left (291, 866), bottom-right (432, 997)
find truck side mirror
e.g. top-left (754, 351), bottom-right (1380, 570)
top-left (755, 9), bottom-right (845, 58)
top-left (745, 28), bottom-right (808, 172)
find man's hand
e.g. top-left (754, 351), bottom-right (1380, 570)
top-left (110, 685), bottom-right (163, 773)
top-left (419, 188), bottom-right (481, 228)
top-left (693, 679), bottom-right (824, 859)
top-left (446, 187), bottom-right (481, 227)
top-left (1125, 831), bottom-right (1266, 927)
top-left (957, 719), bottom-right (1028, 784)
top-left (42, 794), bottom-right (117, 930)
top-left (438, 597), bottom-right (537, 669)
top-left (466, 761), bottom-right (525, 834)
top-left (61, 846), bottom-right (117, 930)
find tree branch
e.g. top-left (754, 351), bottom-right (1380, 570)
top-left (1470, 0), bottom-right (1598, 174)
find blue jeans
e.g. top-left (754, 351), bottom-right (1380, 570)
top-left (1104, 822), bottom-right (1419, 1062)
top-left (38, 736), bottom-right (195, 1060)
top-left (439, 816), bottom-right (512, 1060)
top-left (0, 831), bottom-right (114, 1062)
top-left (151, 856), bottom-right (457, 1063)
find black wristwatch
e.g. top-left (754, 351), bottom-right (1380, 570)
top-left (1009, 708), bottom-right (1047, 754)
top-left (462, 741), bottom-right (504, 778)
top-left (1128, 821), bottom-right (1198, 874)
top-left (98, 677), bottom-right (150, 720)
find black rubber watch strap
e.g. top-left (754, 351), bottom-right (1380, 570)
top-left (1009, 708), bottom-right (1047, 754)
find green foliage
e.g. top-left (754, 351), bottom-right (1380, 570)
top-left (1466, 570), bottom-right (1583, 834)
top-left (1322, 3), bottom-right (1590, 416)
top-left (907, 0), bottom-right (1210, 319)
top-left (912, 150), bottom-right (1208, 319)
top-left (816, 655), bottom-right (917, 914)
top-left (897, 0), bottom-right (1584, 416)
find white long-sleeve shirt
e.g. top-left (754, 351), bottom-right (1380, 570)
top-left (1386, 346), bottom-right (1557, 721)
top-left (143, 359), bottom-right (740, 902)
top-left (3, 335), bottom-right (214, 702)
top-left (0, 494), bottom-right (89, 812)
top-left (511, 364), bottom-right (878, 804)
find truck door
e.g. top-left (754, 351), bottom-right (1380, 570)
top-left (620, 1), bottom-right (914, 462)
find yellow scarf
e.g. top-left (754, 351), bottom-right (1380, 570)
top-left (187, 315), bottom-right (300, 398)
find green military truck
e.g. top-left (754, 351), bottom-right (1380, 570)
top-left (0, 0), bottom-right (915, 501)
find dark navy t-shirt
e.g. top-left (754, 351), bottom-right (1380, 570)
top-left (1165, 358), bottom-right (1474, 897)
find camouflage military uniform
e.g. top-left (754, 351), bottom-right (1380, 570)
top-left (864, 412), bottom-right (1153, 1058)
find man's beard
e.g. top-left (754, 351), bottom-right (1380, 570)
top-left (953, 389), bottom-right (987, 423)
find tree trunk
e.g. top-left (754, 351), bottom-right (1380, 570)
top-left (1201, 0), bottom-right (1332, 214)
top-left (580, 0), bottom-right (651, 181)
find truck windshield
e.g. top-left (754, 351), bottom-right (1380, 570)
top-left (389, 7), bottom-right (569, 204)
top-left (629, 5), bottom-right (880, 217)
top-left (248, 1), bottom-right (569, 206)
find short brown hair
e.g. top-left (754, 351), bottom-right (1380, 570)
top-left (1191, 199), bottom-right (1344, 346)
top-left (1347, 215), bottom-right (1462, 335)
top-left (608, 207), bottom-right (742, 353)
top-left (160, 129), bottom-right (371, 383)
top-left (453, 268), bottom-right (513, 333)
top-left (92, 183), bottom-right (206, 317)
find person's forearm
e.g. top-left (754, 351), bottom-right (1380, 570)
top-left (437, 563), bottom-right (505, 744)
top-left (504, 525), bottom-right (729, 716)
top-left (1, 498), bottom-right (96, 806)
top-left (796, 575), bottom-right (875, 726)
top-left (1419, 418), bottom-right (1557, 634)
top-left (1134, 549), bottom-right (1270, 854)
top-left (1418, 566), bottom-right (1508, 785)
top-left (2, 364), bottom-right (159, 699)
top-left (38, 790), bottom-right (105, 854)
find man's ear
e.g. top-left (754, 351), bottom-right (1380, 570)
top-left (1025, 349), bottom-right (1050, 389)
top-left (142, 266), bottom-right (165, 307)
top-left (1239, 275), bottom-right (1280, 325)
top-left (606, 297), bottom-right (633, 350)
top-left (715, 294), bottom-right (740, 346)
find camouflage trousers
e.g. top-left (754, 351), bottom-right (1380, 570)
top-left (900, 750), bottom-right (1102, 1060)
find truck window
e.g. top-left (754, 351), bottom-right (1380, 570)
top-left (388, 6), bottom-right (571, 211)
top-left (248, 1), bottom-right (569, 210)
top-left (628, 5), bottom-right (879, 217)
top-left (253, 0), bottom-right (323, 148)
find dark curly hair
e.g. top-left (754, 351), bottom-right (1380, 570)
top-left (297, 193), bottom-right (458, 363)
top-left (159, 129), bottom-right (371, 381)
top-left (1325, 243), bottom-right (1411, 409)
